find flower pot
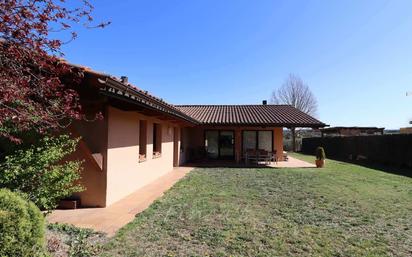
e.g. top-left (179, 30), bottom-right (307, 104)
top-left (315, 159), bottom-right (325, 168)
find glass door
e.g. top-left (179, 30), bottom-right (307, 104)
top-left (219, 131), bottom-right (234, 159)
top-left (205, 130), bottom-right (219, 159)
top-left (242, 130), bottom-right (273, 152)
top-left (205, 130), bottom-right (235, 159)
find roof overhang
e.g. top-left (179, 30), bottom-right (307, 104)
top-left (76, 69), bottom-right (327, 128)
top-left (79, 70), bottom-right (198, 125)
top-left (99, 78), bottom-right (199, 125)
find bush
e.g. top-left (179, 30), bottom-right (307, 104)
top-left (0, 188), bottom-right (47, 256)
top-left (0, 134), bottom-right (84, 211)
top-left (316, 146), bottom-right (326, 160)
top-left (47, 223), bottom-right (107, 257)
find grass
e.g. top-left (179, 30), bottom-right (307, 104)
top-left (101, 154), bottom-right (412, 257)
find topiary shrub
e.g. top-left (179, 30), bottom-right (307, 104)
top-left (316, 146), bottom-right (326, 160)
top-left (0, 188), bottom-right (47, 257)
top-left (0, 134), bottom-right (84, 211)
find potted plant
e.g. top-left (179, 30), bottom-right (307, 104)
top-left (315, 147), bottom-right (326, 168)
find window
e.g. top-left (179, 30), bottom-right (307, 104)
top-left (242, 130), bottom-right (273, 152)
top-left (139, 120), bottom-right (147, 162)
top-left (242, 131), bottom-right (256, 152)
top-left (153, 123), bottom-right (162, 158)
top-left (258, 131), bottom-right (272, 152)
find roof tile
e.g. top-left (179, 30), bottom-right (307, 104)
top-left (175, 105), bottom-right (325, 127)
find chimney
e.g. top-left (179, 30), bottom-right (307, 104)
top-left (262, 100), bottom-right (267, 105)
top-left (120, 76), bottom-right (128, 84)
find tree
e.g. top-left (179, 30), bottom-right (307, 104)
top-left (271, 74), bottom-right (318, 152)
top-left (0, 135), bottom-right (83, 211)
top-left (0, 0), bottom-right (109, 143)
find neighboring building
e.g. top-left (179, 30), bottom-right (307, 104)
top-left (69, 69), bottom-right (325, 207)
top-left (400, 127), bottom-right (412, 134)
top-left (320, 127), bottom-right (384, 137)
top-left (384, 129), bottom-right (400, 135)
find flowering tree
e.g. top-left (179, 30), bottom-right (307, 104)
top-left (0, 0), bottom-right (109, 143)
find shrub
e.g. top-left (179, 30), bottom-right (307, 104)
top-left (0, 134), bottom-right (84, 211)
top-left (0, 188), bottom-right (47, 257)
top-left (47, 223), bottom-right (106, 257)
top-left (316, 146), bottom-right (326, 160)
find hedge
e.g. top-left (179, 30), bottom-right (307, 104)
top-left (302, 134), bottom-right (412, 168)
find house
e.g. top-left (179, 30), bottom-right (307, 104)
top-left (68, 69), bottom-right (325, 208)
top-left (400, 127), bottom-right (412, 134)
top-left (320, 126), bottom-right (384, 137)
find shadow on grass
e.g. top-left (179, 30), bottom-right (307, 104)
top-left (184, 161), bottom-right (274, 169)
top-left (355, 161), bottom-right (411, 178)
top-left (323, 156), bottom-right (412, 178)
top-left (183, 160), bottom-right (315, 170)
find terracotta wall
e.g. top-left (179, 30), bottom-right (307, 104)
top-left (273, 127), bottom-right (284, 160)
top-left (71, 118), bottom-right (107, 207)
top-left (105, 106), bottom-right (179, 206)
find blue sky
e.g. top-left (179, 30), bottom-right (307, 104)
top-left (62, 0), bottom-right (412, 129)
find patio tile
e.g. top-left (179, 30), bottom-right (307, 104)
top-left (269, 156), bottom-right (316, 168)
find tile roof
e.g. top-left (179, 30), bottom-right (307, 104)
top-left (81, 70), bottom-right (198, 124)
top-left (78, 65), bottom-right (325, 127)
top-left (175, 105), bottom-right (325, 127)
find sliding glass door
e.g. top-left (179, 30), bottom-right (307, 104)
top-left (219, 131), bottom-right (234, 159)
top-left (242, 130), bottom-right (273, 152)
top-left (258, 131), bottom-right (272, 152)
top-left (205, 130), bottom-right (219, 159)
top-left (205, 130), bottom-right (234, 159)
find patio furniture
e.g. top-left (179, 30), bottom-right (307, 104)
top-left (283, 151), bottom-right (288, 161)
top-left (245, 149), bottom-right (277, 165)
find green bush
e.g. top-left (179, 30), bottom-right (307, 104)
top-left (0, 188), bottom-right (47, 257)
top-left (0, 134), bottom-right (84, 211)
top-left (316, 146), bottom-right (326, 160)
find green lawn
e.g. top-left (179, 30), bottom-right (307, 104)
top-left (102, 154), bottom-right (412, 257)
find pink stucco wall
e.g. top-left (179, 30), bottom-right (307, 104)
top-left (105, 106), bottom-right (180, 205)
top-left (71, 118), bottom-right (107, 207)
top-left (71, 106), bottom-right (285, 208)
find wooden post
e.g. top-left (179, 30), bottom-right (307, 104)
top-left (291, 127), bottom-right (296, 152)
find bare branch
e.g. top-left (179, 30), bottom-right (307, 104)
top-left (270, 74), bottom-right (318, 117)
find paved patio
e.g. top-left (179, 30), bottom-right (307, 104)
top-left (47, 166), bottom-right (193, 236)
top-left (186, 155), bottom-right (315, 168)
top-left (269, 156), bottom-right (316, 168)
